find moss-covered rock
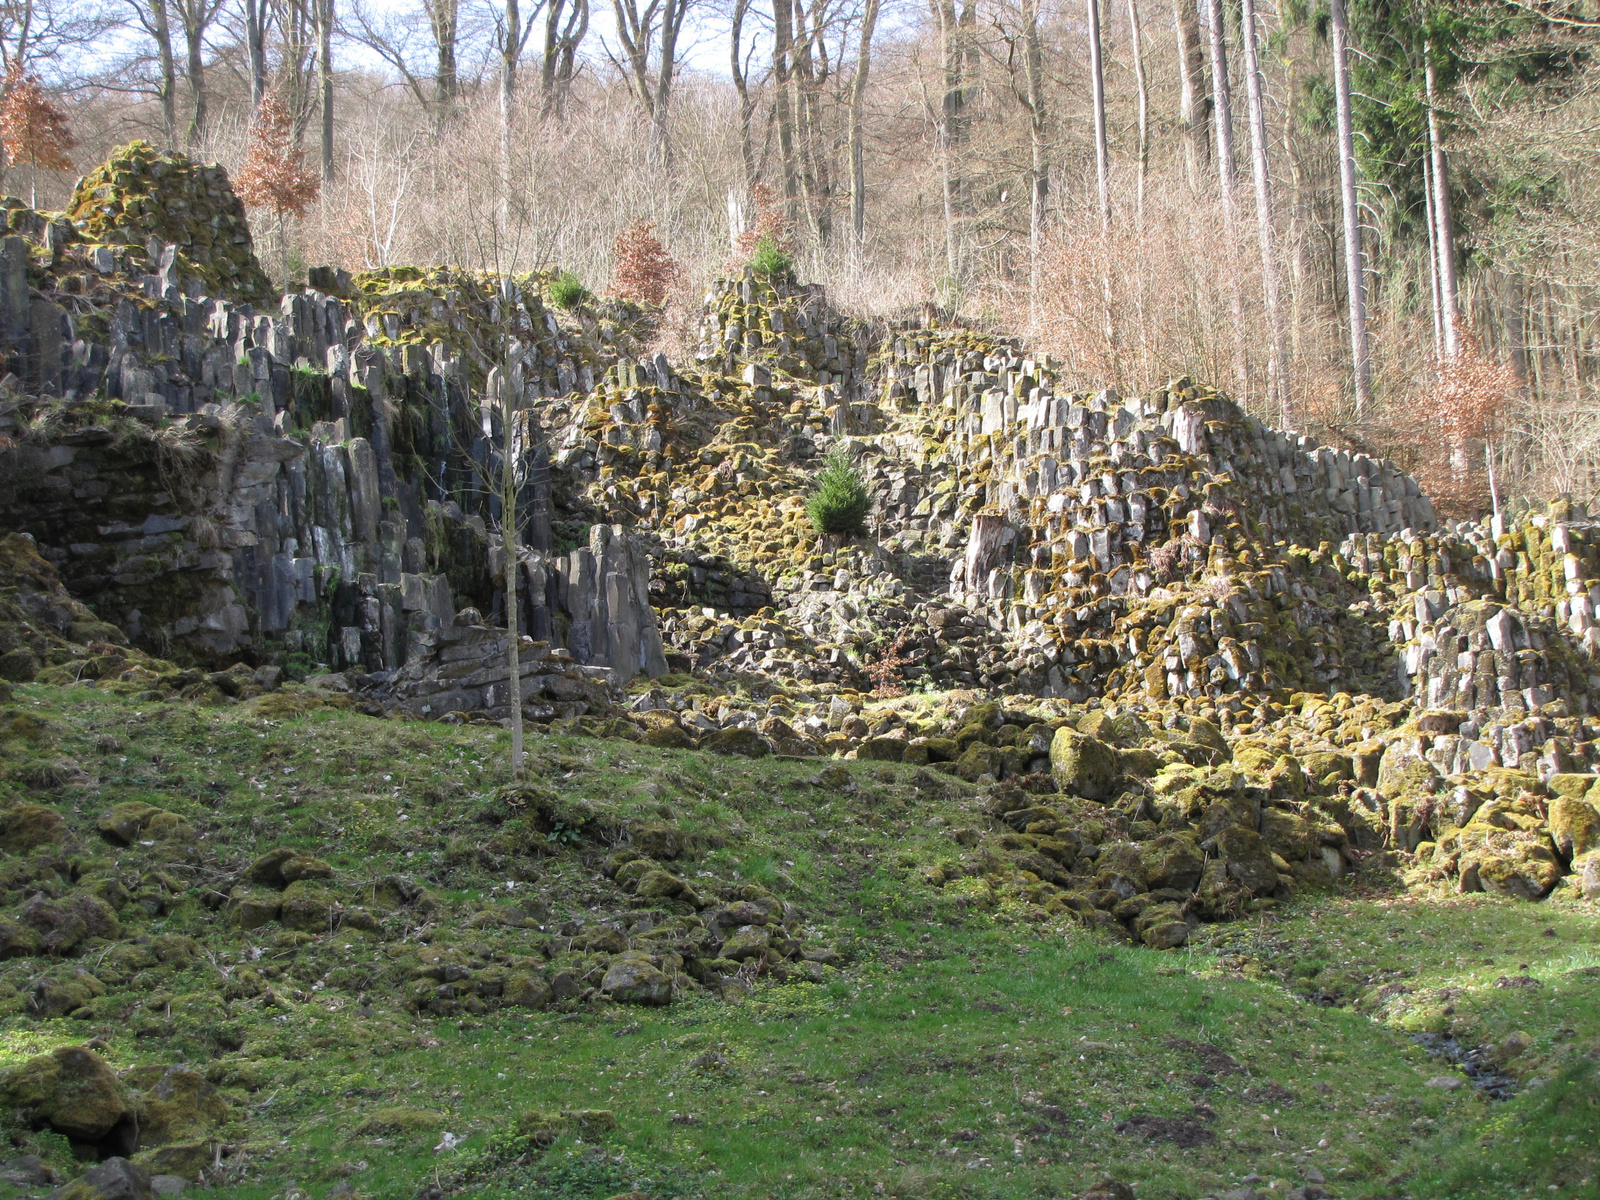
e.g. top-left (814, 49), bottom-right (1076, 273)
top-left (0, 803), bottom-right (67, 852)
top-left (1051, 729), bottom-right (1120, 801)
top-left (0, 1046), bottom-right (132, 1146)
top-left (1549, 795), bottom-right (1600, 860)
top-left (122, 1065), bottom-right (228, 1146)
top-left (66, 141), bottom-right (274, 304)
top-left (600, 953), bottom-right (673, 1004)
top-left (702, 727), bottom-right (771, 757)
top-left (1214, 826), bottom-right (1280, 896)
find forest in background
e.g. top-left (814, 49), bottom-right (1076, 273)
top-left (2, 0), bottom-right (1599, 516)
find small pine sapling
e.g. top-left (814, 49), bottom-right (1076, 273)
top-left (733, 182), bottom-right (794, 276)
top-left (546, 271), bottom-right (590, 310)
top-left (234, 89), bottom-right (321, 291)
top-left (806, 446), bottom-right (871, 537)
top-left (0, 69), bottom-right (76, 206)
top-left (610, 219), bottom-right (679, 307)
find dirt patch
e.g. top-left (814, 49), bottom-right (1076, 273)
top-left (1115, 1114), bottom-right (1217, 1148)
top-left (1165, 1037), bottom-right (1243, 1075)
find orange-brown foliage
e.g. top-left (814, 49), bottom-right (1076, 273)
top-left (610, 219), bottom-right (679, 306)
top-left (0, 69), bottom-right (75, 173)
top-left (234, 90), bottom-right (320, 219)
top-left (1404, 328), bottom-right (1523, 518)
top-left (732, 183), bottom-right (792, 262)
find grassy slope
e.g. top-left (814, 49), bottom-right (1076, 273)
top-left (0, 684), bottom-right (1595, 1200)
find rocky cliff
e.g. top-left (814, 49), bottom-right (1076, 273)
top-left (2, 143), bottom-right (1599, 921)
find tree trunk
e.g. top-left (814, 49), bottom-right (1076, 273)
top-left (244, 0), bottom-right (268, 106)
top-left (1088, 0), bottom-right (1110, 231)
top-left (182, 5), bottom-right (207, 149)
top-left (1206, 0), bottom-right (1247, 395)
top-left (790, 0), bottom-right (826, 240)
top-left (500, 0), bottom-right (521, 198)
top-left (1328, 0), bottom-right (1370, 413)
top-left (1423, 148), bottom-right (1443, 352)
top-left (730, 0), bottom-right (758, 188)
top-left (1425, 40), bottom-right (1460, 360)
top-left (1173, 0), bottom-right (1209, 189)
top-left (652, 0), bottom-right (686, 164)
top-left (318, 0), bottom-right (334, 182)
top-left (1239, 0), bottom-right (1289, 423)
top-left (773, 0), bottom-right (801, 217)
top-left (933, 0), bottom-right (961, 289)
top-left (432, 0), bottom-right (459, 121)
top-left (1128, 0), bottom-right (1149, 220)
top-left (848, 0), bottom-right (880, 246)
top-left (151, 0), bottom-right (178, 146)
top-left (1023, 0), bottom-right (1047, 308)
top-left (540, 0), bottom-right (587, 119)
top-left (277, 208), bottom-right (288, 293)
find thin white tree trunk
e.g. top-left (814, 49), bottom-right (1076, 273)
top-left (1129, 0), bottom-right (1149, 220)
top-left (1023, 0), bottom-right (1047, 318)
top-left (1329, 0), bottom-right (1370, 414)
top-left (1423, 149), bottom-right (1443, 351)
top-left (1239, 0), bottom-right (1289, 424)
top-left (1088, 0), bottom-right (1110, 231)
top-left (1206, 0), bottom-right (1247, 395)
top-left (1425, 40), bottom-right (1461, 359)
top-left (848, 0), bottom-right (880, 246)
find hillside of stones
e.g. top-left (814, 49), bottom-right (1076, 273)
top-left (2, 141), bottom-right (1599, 942)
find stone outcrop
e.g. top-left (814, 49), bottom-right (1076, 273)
top-left (3, 141), bottom-right (1600, 918)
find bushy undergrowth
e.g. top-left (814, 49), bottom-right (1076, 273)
top-left (546, 271), bottom-right (590, 311)
top-left (747, 234), bottom-right (794, 282)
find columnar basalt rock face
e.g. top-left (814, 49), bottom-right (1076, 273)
top-left (6, 143), bottom-right (1600, 916)
top-left (0, 152), bottom-right (668, 693)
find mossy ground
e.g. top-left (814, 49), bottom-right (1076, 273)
top-left (0, 685), bottom-right (1594, 1199)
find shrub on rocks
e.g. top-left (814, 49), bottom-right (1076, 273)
top-left (805, 448), bottom-right (871, 537)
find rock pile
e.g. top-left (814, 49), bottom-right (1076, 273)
top-left (66, 141), bottom-right (274, 305)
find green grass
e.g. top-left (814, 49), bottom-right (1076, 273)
top-left (0, 684), bottom-right (1594, 1198)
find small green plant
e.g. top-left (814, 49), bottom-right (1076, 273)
top-left (545, 820), bottom-right (582, 846)
top-left (747, 234), bottom-right (793, 280)
top-left (806, 446), bottom-right (871, 537)
top-left (546, 271), bottom-right (590, 311)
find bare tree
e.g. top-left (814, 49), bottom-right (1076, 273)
top-left (243, 0), bottom-right (267, 105)
top-left (539, 0), bottom-right (586, 117)
top-left (172, 0), bottom-right (223, 148)
top-left (847, 0), bottom-right (879, 245)
top-left (1328, 0), bottom-right (1370, 413)
top-left (126, 0), bottom-right (177, 144)
top-left (317, 0), bottom-right (334, 180)
top-left (773, 0), bottom-right (800, 215)
top-left (1204, 0), bottom-right (1246, 393)
top-left (1172, 0), bottom-right (1208, 189)
top-left (1128, 0), bottom-right (1148, 218)
top-left (1239, 0), bottom-right (1288, 421)
top-left (729, 0), bottom-right (761, 188)
top-left (1087, 0), bottom-right (1109, 230)
top-left (495, 0), bottom-right (542, 192)
top-left (348, 0), bottom-right (461, 122)
top-left (1, 0), bottom-right (119, 76)
top-left (1425, 38), bottom-right (1460, 361)
top-left (608, 0), bottom-right (693, 161)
